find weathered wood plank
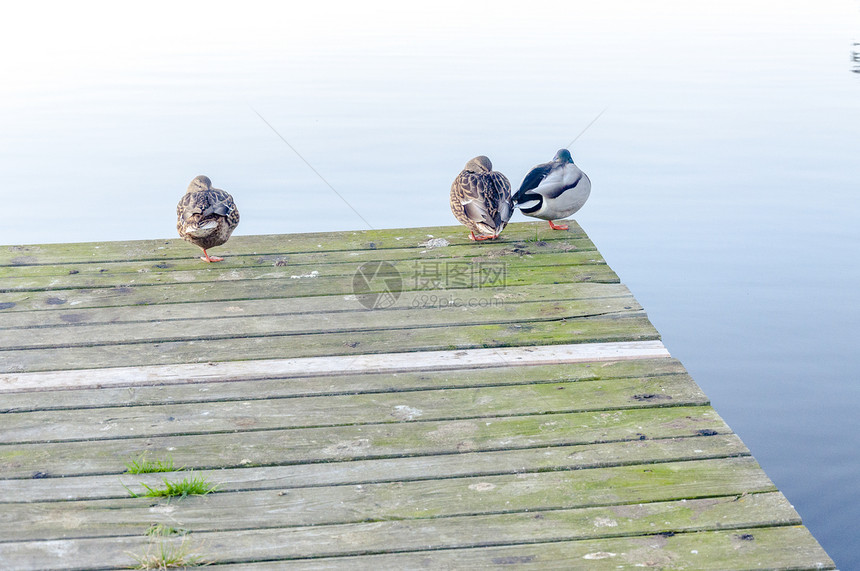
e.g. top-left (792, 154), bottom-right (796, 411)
top-left (0, 222), bottom-right (588, 266)
top-left (1, 373), bottom-right (706, 444)
top-left (0, 296), bottom-right (642, 351)
top-left (0, 405), bottom-right (726, 478)
top-left (0, 282), bottom-right (630, 330)
top-left (0, 250), bottom-right (605, 293)
top-left (0, 315), bottom-right (660, 373)
top-left (0, 457), bottom-right (776, 542)
top-left (206, 526), bottom-right (833, 570)
top-left (0, 250), bottom-right (604, 290)
top-left (0, 342), bottom-right (671, 392)
top-left (0, 434), bottom-right (748, 503)
top-left (0, 237), bottom-right (598, 282)
top-left (0, 264), bottom-right (620, 314)
top-left (0, 358), bottom-right (686, 413)
top-left (0, 493), bottom-right (809, 571)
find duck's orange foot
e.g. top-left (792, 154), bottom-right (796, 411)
top-left (470, 231), bottom-right (497, 241)
top-left (548, 220), bottom-right (569, 231)
top-left (200, 250), bottom-right (224, 262)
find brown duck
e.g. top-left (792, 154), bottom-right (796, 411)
top-left (449, 156), bottom-right (512, 241)
top-left (176, 175), bottom-right (240, 262)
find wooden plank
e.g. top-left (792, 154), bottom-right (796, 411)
top-left (0, 493), bottom-right (811, 571)
top-left (0, 246), bottom-right (601, 293)
top-left (0, 457), bottom-right (776, 542)
top-left (0, 405), bottom-right (726, 478)
top-left (0, 340), bottom-right (669, 387)
top-left (0, 281), bottom-right (630, 331)
top-left (0, 222), bottom-right (589, 266)
top-left (0, 250), bottom-right (605, 293)
top-left (0, 315), bottom-right (660, 373)
top-left (0, 434), bottom-right (749, 503)
top-left (0, 358), bottom-right (686, 413)
top-left (207, 526), bottom-right (833, 570)
top-left (0, 263), bottom-right (620, 314)
top-left (0, 296), bottom-right (643, 351)
top-left (1, 373), bottom-right (707, 444)
top-left (0, 238), bottom-right (598, 281)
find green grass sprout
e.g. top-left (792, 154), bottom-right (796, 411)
top-left (127, 472), bottom-right (218, 499)
top-left (128, 537), bottom-right (207, 569)
top-left (125, 453), bottom-right (177, 474)
top-left (145, 524), bottom-right (188, 537)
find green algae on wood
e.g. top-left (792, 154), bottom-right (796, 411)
top-left (0, 221), bottom-right (834, 569)
top-left (2, 434), bottom-right (749, 503)
top-left (0, 405), bottom-right (727, 478)
top-left (0, 457), bottom-right (775, 542)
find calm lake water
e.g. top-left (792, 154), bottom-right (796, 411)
top-left (2, 1), bottom-right (859, 566)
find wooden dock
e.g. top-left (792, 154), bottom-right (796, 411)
top-left (0, 222), bottom-right (834, 569)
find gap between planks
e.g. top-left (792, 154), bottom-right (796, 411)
top-left (0, 340), bottom-right (669, 393)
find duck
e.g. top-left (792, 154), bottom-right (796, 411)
top-left (176, 175), bottom-right (240, 262)
top-left (512, 149), bottom-right (591, 230)
top-left (449, 156), bottom-right (512, 241)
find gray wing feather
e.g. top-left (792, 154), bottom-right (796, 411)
top-left (542, 171), bottom-right (582, 200)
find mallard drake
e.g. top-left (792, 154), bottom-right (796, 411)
top-left (176, 175), bottom-right (240, 262)
top-left (449, 156), bottom-right (512, 241)
top-left (512, 149), bottom-right (591, 230)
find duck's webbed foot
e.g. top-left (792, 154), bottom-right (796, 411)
top-left (470, 231), bottom-right (498, 241)
top-left (200, 249), bottom-right (224, 262)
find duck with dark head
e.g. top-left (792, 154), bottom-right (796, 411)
top-left (513, 149), bottom-right (591, 231)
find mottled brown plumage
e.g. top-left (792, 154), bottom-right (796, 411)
top-left (176, 175), bottom-right (240, 262)
top-left (449, 156), bottom-right (512, 241)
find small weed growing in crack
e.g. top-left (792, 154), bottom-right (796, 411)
top-left (128, 536), bottom-right (207, 569)
top-left (145, 523), bottom-right (188, 537)
top-left (127, 473), bottom-right (218, 499)
top-left (125, 453), bottom-right (178, 474)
